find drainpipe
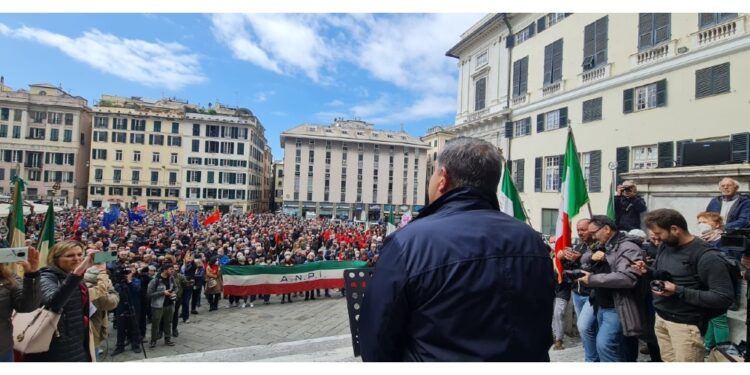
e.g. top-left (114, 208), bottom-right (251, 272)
top-left (502, 13), bottom-right (513, 162)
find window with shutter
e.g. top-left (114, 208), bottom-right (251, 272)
top-left (512, 57), bottom-right (528, 98)
top-left (513, 118), bottom-right (531, 137)
top-left (590, 151), bottom-right (602, 192)
top-left (475, 77), bottom-right (486, 111)
top-left (582, 97), bottom-right (603, 123)
top-left (534, 157), bottom-right (543, 192)
top-left (657, 142), bottom-right (674, 168)
top-left (730, 133), bottom-right (750, 163)
top-left (514, 159), bottom-right (525, 192)
top-left (543, 39), bottom-right (564, 85)
top-left (504, 122), bottom-right (514, 138)
top-left (616, 147), bottom-right (630, 184)
top-left (696, 62), bottom-right (730, 98)
top-left (699, 13), bottom-right (738, 29)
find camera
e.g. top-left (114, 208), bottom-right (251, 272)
top-left (113, 265), bottom-right (132, 284)
top-left (650, 280), bottom-right (665, 292)
top-left (720, 228), bottom-right (750, 257)
top-left (622, 187), bottom-right (633, 193)
top-left (563, 269), bottom-right (586, 283)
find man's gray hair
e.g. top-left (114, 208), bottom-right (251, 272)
top-left (719, 177), bottom-right (740, 188)
top-left (437, 137), bottom-right (502, 196)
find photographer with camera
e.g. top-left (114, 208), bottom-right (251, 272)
top-left (112, 263), bottom-right (143, 356)
top-left (631, 209), bottom-right (734, 362)
top-left (576, 216), bottom-right (646, 362)
top-left (615, 181), bottom-right (647, 232)
top-left (146, 263), bottom-right (177, 348)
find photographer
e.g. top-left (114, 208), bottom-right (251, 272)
top-left (576, 215), bottom-right (646, 362)
top-left (615, 181), bottom-right (647, 232)
top-left (147, 263), bottom-right (177, 348)
top-left (631, 209), bottom-right (734, 362)
top-left (112, 264), bottom-right (142, 355)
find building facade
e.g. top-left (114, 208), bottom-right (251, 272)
top-left (87, 96), bottom-right (269, 212)
top-left (420, 126), bottom-right (456, 179)
top-left (272, 160), bottom-right (283, 212)
top-left (281, 119), bottom-right (429, 221)
top-left (449, 13), bottom-right (750, 233)
top-left (0, 83), bottom-right (91, 207)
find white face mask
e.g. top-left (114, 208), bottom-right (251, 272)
top-left (697, 223), bottom-right (714, 234)
top-left (285, 255), bottom-right (291, 260)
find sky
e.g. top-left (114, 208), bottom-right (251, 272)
top-left (0, 13), bottom-right (482, 159)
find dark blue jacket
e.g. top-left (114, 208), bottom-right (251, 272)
top-left (706, 194), bottom-right (750, 230)
top-left (359, 187), bottom-right (555, 362)
top-left (615, 195), bottom-right (647, 231)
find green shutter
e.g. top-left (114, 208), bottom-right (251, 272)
top-left (656, 79), bottom-right (667, 107)
top-left (559, 107), bottom-right (568, 128)
top-left (534, 157), bottom-right (542, 192)
top-left (657, 142), bottom-right (674, 168)
top-left (623, 88), bottom-right (634, 113)
top-left (616, 147), bottom-right (630, 184)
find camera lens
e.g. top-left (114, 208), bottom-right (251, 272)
top-left (17, 252), bottom-right (26, 257)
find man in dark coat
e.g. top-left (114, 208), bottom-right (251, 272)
top-left (705, 177), bottom-right (750, 230)
top-left (614, 180), bottom-right (647, 232)
top-left (359, 137), bottom-right (555, 362)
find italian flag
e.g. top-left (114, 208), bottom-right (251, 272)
top-left (8, 176), bottom-right (26, 248)
top-left (222, 261), bottom-right (368, 295)
top-left (553, 129), bottom-right (590, 283)
top-left (606, 180), bottom-right (616, 221)
top-left (37, 201), bottom-right (56, 268)
top-left (499, 163), bottom-right (527, 222)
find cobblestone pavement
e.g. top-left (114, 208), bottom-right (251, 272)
top-left (104, 292), bottom-right (649, 362)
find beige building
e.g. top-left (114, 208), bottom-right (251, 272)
top-left (449, 13), bottom-right (750, 233)
top-left (280, 119), bottom-right (429, 220)
top-left (0, 83), bottom-right (91, 206)
top-left (261, 145), bottom-right (273, 212)
top-left (420, 125), bottom-right (456, 180)
top-left (87, 97), bottom-right (269, 212)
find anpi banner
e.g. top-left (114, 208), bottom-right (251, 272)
top-left (221, 261), bottom-right (368, 295)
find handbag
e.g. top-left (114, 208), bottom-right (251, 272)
top-left (11, 307), bottom-right (61, 354)
top-left (206, 278), bottom-right (218, 289)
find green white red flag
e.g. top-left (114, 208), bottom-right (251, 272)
top-left (8, 176), bottom-right (26, 249)
top-left (499, 163), bottom-right (527, 222)
top-left (553, 129), bottom-right (590, 283)
top-left (222, 261), bottom-right (368, 295)
top-left (37, 201), bottom-right (56, 268)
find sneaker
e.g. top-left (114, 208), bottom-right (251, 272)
top-left (183, 319), bottom-right (190, 324)
top-left (165, 339), bottom-right (176, 347)
top-left (132, 346), bottom-right (142, 353)
top-left (149, 341), bottom-right (157, 349)
top-left (111, 347), bottom-right (125, 356)
top-left (250, 303), bottom-right (254, 308)
top-left (191, 310), bottom-right (199, 315)
top-left (241, 303), bottom-right (247, 308)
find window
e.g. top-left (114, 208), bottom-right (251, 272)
top-left (64, 113), bottom-right (73, 125)
top-left (187, 171), bottom-right (202, 183)
top-left (546, 13), bottom-right (567, 27)
top-left (205, 141), bottom-right (219, 153)
top-left (94, 168), bottom-right (103, 182)
top-left (13, 126), bottom-right (21, 138)
top-left (171, 122), bottom-right (180, 134)
top-left (63, 129), bottom-right (72, 142)
top-left (475, 77), bottom-right (486, 111)
top-left (147, 188), bottom-right (161, 197)
top-left (93, 131), bottom-right (108, 142)
top-left (94, 117), bottom-right (108, 129)
top-left (638, 13), bottom-right (671, 50)
top-left (148, 134), bottom-right (164, 145)
top-left (108, 187), bottom-right (124, 196)
top-left (509, 159), bottom-right (525, 192)
top-left (131, 119), bottom-right (146, 131)
top-left (207, 171), bottom-right (214, 184)
top-left (28, 127), bottom-right (45, 140)
top-left (113, 169), bottom-right (122, 184)
top-left (153, 121), bottom-right (161, 133)
top-left (512, 57), bottom-right (528, 98)
top-left (699, 13), bottom-right (737, 29)
top-left (152, 152), bottom-right (160, 163)
top-left (475, 50), bottom-right (488, 68)
top-left (695, 63), bottom-right (730, 99)
top-left (50, 128), bottom-right (59, 141)
top-left (543, 39), bottom-right (563, 86)
top-left (537, 108), bottom-right (568, 133)
top-left (131, 170), bottom-right (140, 184)
top-left (632, 145), bottom-right (658, 170)
top-left (48, 112), bottom-right (63, 124)
top-left (167, 135), bottom-right (181, 146)
top-left (170, 153), bottom-right (178, 164)
top-left (133, 151), bottom-right (141, 162)
top-left (0, 108), bottom-right (8, 121)
top-left (582, 97), bottom-right (603, 122)
top-left (580, 150), bottom-right (601, 192)
top-left (113, 118), bottom-right (127, 130)
top-left (193, 123), bottom-right (200, 136)
top-left (115, 150), bottom-right (123, 161)
top-left (541, 208), bottom-right (559, 236)
top-left (192, 139), bottom-right (200, 152)
top-left (583, 16), bottom-right (608, 71)
top-left (130, 133), bottom-right (144, 144)
top-left (0, 125), bottom-right (6, 137)
top-left (30, 111), bottom-right (46, 123)
top-left (545, 110), bottom-right (561, 131)
top-left (150, 171), bottom-right (159, 185)
top-left (92, 149), bottom-right (107, 160)
top-left (624, 80), bottom-right (666, 113)
top-left (169, 172), bottom-right (177, 186)
top-left (237, 143), bottom-right (244, 155)
top-left (188, 157), bottom-right (202, 165)
top-left (515, 25), bottom-right (533, 45)
top-left (513, 117), bottom-right (531, 137)
top-left (544, 156), bottom-right (561, 192)
top-left (13, 109), bottom-right (22, 122)
top-left (206, 125), bottom-right (220, 137)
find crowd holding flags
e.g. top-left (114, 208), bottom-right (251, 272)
top-left (202, 209), bottom-right (221, 225)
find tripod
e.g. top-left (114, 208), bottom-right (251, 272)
top-left (116, 280), bottom-right (147, 359)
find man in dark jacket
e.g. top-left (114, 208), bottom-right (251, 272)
top-left (359, 137), bottom-right (555, 362)
top-left (615, 180), bottom-right (647, 231)
top-left (705, 177), bottom-right (750, 230)
top-left (112, 267), bottom-right (142, 355)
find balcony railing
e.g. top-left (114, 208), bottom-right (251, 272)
top-left (630, 40), bottom-right (676, 67)
top-left (578, 63), bottom-right (612, 85)
top-left (466, 107), bottom-right (489, 123)
top-left (511, 93), bottom-right (529, 107)
top-left (694, 16), bottom-right (745, 47)
top-left (541, 80), bottom-right (564, 98)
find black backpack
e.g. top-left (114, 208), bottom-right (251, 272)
top-left (688, 246), bottom-right (740, 321)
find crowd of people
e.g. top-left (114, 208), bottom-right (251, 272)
top-left (1, 136), bottom-right (749, 363)
top-left (1, 208), bottom-right (387, 362)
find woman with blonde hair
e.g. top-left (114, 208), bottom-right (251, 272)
top-left (24, 240), bottom-right (99, 362)
top-left (0, 247), bottom-right (40, 362)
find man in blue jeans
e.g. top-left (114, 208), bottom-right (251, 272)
top-left (558, 218), bottom-right (598, 361)
top-left (577, 216), bottom-right (646, 362)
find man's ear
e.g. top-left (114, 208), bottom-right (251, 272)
top-left (438, 166), bottom-right (450, 194)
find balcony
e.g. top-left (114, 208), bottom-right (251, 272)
top-left (511, 93), bottom-right (529, 107)
top-left (541, 80), bottom-right (564, 98)
top-left (693, 16), bottom-right (745, 48)
top-left (630, 40), bottom-right (677, 67)
top-left (578, 63), bottom-right (612, 85)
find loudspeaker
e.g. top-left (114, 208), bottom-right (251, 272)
top-left (680, 141), bottom-right (731, 166)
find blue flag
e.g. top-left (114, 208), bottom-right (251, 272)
top-left (128, 209), bottom-right (144, 223)
top-left (192, 214), bottom-right (200, 230)
top-left (102, 205), bottom-right (121, 229)
top-left (80, 218), bottom-right (89, 231)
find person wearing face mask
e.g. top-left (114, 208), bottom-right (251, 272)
top-left (280, 251), bottom-right (295, 304)
top-left (631, 209), bottom-right (734, 362)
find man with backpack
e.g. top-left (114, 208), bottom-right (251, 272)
top-left (632, 208), bottom-right (734, 362)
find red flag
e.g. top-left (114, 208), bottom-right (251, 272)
top-left (72, 212), bottom-right (82, 232)
top-left (202, 210), bottom-right (220, 225)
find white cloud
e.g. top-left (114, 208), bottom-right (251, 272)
top-left (210, 13), bottom-right (480, 125)
top-left (326, 99), bottom-right (344, 107)
top-left (0, 23), bottom-right (205, 90)
top-left (253, 90), bottom-right (275, 103)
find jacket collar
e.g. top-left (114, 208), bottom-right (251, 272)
top-left (413, 186), bottom-right (500, 223)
